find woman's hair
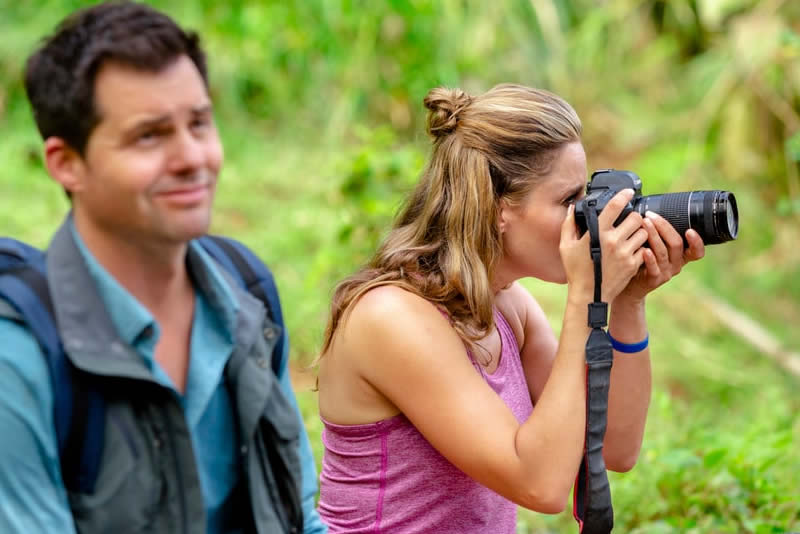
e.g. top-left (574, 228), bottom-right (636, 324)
top-left (320, 83), bottom-right (582, 359)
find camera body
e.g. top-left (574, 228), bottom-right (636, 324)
top-left (574, 169), bottom-right (641, 231)
top-left (574, 169), bottom-right (739, 246)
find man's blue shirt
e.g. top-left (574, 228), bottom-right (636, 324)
top-left (0, 225), bottom-right (325, 533)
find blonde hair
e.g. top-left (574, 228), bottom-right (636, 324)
top-left (320, 83), bottom-right (582, 359)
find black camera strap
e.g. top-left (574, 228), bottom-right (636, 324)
top-left (572, 201), bottom-right (615, 534)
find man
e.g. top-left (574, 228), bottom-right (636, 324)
top-left (0, 2), bottom-right (326, 533)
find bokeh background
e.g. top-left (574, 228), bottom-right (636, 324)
top-left (1, 1), bottom-right (798, 532)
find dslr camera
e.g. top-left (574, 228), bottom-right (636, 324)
top-left (574, 169), bottom-right (738, 246)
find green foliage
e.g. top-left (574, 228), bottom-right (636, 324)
top-left (1, 1), bottom-right (798, 532)
top-left (516, 280), bottom-right (800, 533)
top-left (333, 126), bottom-right (424, 264)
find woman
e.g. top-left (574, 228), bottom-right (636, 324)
top-left (316, 84), bottom-right (705, 533)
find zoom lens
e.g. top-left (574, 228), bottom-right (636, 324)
top-left (632, 190), bottom-right (738, 245)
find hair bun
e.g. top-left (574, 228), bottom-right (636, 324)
top-left (424, 87), bottom-right (472, 138)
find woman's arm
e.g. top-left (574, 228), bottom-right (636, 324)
top-left (604, 296), bottom-right (651, 472)
top-left (333, 193), bottom-right (648, 514)
top-left (514, 283), bottom-right (651, 473)
top-left (338, 283), bottom-right (591, 514)
top-left (604, 211), bottom-right (706, 470)
top-left (514, 277), bottom-right (652, 473)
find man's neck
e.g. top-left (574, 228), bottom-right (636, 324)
top-left (73, 212), bottom-right (194, 315)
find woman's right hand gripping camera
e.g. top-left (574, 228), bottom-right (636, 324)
top-left (560, 188), bottom-right (649, 303)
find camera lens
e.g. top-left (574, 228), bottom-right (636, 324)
top-left (632, 190), bottom-right (738, 245)
top-left (720, 192), bottom-right (738, 241)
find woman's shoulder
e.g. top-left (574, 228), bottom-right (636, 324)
top-left (494, 282), bottom-right (545, 349)
top-left (351, 284), bottom-right (441, 320)
top-left (340, 284), bottom-right (456, 348)
top-left (329, 284), bottom-right (469, 390)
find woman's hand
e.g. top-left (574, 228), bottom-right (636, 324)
top-left (615, 211), bottom-right (706, 303)
top-left (560, 189), bottom-right (649, 302)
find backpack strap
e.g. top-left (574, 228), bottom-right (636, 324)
top-left (0, 239), bottom-right (105, 495)
top-left (197, 235), bottom-right (288, 377)
top-left (0, 235), bottom-right (287, 498)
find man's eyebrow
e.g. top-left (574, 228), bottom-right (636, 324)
top-left (126, 114), bottom-right (171, 132)
top-left (124, 105), bottom-right (212, 133)
top-left (191, 104), bottom-right (213, 115)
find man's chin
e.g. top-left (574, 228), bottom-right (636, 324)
top-left (167, 212), bottom-right (213, 242)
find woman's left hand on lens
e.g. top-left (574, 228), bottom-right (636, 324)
top-left (619, 211), bottom-right (705, 301)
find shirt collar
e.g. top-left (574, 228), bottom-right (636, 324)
top-left (186, 240), bottom-right (239, 341)
top-left (68, 222), bottom-right (240, 353)
top-left (69, 221), bottom-right (156, 350)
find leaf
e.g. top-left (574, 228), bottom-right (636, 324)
top-left (703, 447), bottom-right (728, 468)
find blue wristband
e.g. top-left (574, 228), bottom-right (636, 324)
top-left (607, 332), bottom-right (649, 353)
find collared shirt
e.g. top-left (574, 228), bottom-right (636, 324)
top-left (71, 225), bottom-right (242, 532)
top-left (0, 223), bottom-right (241, 533)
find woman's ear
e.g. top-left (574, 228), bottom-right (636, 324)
top-left (497, 198), bottom-right (511, 234)
top-left (43, 137), bottom-right (87, 194)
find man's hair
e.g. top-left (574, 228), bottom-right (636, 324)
top-left (24, 0), bottom-right (208, 155)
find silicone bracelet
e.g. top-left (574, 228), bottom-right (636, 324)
top-left (607, 331), bottom-right (649, 353)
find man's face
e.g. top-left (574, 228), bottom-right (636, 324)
top-left (74, 55), bottom-right (223, 245)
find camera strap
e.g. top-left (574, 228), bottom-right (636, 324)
top-left (572, 201), bottom-right (615, 534)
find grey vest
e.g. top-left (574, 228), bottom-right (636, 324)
top-left (3, 223), bottom-right (304, 534)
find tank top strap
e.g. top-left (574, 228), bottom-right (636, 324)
top-left (493, 307), bottom-right (520, 357)
top-left (434, 304), bottom-right (520, 372)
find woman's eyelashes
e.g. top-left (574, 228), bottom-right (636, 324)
top-left (562, 191), bottom-right (583, 206)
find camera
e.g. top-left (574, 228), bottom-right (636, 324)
top-left (574, 169), bottom-right (738, 246)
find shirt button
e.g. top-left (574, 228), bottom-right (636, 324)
top-left (240, 445), bottom-right (248, 456)
top-left (263, 327), bottom-right (277, 340)
top-left (256, 358), bottom-right (268, 369)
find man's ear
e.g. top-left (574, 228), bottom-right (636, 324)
top-left (44, 137), bottom-right (86, 194)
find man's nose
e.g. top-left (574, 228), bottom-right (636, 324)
top-left (168, 128), bottom-right (206, 175)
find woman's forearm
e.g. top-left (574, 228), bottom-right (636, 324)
top-left (514, 287), bottom-right (592, 509)
top-left (604, 295), bottom-right (652, 471)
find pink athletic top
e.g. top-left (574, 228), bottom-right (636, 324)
top-left (318, 308), bottom-right (534, 533)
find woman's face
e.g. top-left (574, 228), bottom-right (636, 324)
top-left (495, 142), bottom-right (587, 286)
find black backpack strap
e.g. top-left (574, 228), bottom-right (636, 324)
top-left (572, 203), bottom-right (615, 533)
top-left (0, 245), bottom-right (105, 495)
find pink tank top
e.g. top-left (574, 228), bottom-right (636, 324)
top-left (318, 308), bottom-right (534, 533)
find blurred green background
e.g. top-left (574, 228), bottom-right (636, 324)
top-left (1, 0), bottom-right (799, 532)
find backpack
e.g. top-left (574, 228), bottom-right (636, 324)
top-left (0, 235), bottom-right (288, 494)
